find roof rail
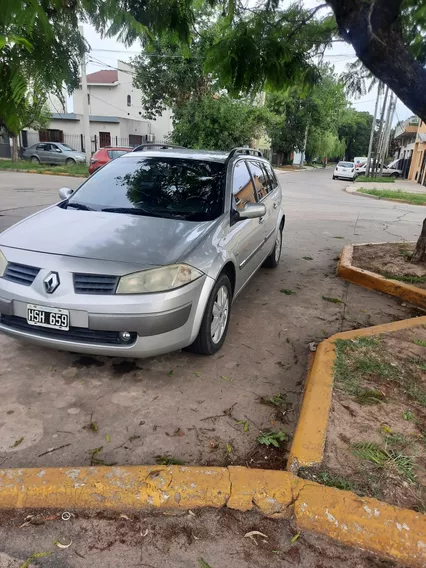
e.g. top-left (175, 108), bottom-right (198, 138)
top-left (225, 147), bottom-right (263, 166)
top-left (132, 143), bottom-right (186, 152)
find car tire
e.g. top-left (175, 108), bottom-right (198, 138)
top-left (263, 225), bottom-right (283, 269)
top-left (30, 156), bottom-right (40, 164)
top-left (392, 172), bottom-right (399, 178)
top-left (186, 273), bottom-right (232, 356)
top-left (332, 175), bottom-right (336, 180)
top-left (66, 158), bottom-right (76, 165)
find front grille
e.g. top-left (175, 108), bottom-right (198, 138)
top-left (73, 273), bottom-right (118, 295)
top-left (3, 263), bottom-right (40, 286)
top-left (0, 315), bottom-right (137, 346)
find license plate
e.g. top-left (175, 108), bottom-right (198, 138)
top-left (27, 304), bottom-right (69, 331)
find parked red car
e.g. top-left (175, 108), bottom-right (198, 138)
top-left (89, 147), bottom-right (132, 175)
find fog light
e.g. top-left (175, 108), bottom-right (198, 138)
top-left (119, 331), bottom-right (132, 343)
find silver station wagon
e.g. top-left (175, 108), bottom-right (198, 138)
top-left (0, 146), bottom-right (285, 357)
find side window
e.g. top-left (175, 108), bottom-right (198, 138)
top-left (263, 161), bottom-right (279, 190)
top-left (232, 160), bottom-right (257, 211)
top-left (247, 161), bottom-right (270, 199)
top-left (36, 144), bottom-right (46, 150)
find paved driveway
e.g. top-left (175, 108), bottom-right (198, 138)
top-left (0, 169), bottom-right (423, 469)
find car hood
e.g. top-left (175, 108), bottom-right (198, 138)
top-left (0, 206), bottom-right (214, 266)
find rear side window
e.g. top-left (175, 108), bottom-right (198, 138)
top-left (232, 161), bottom-right (257, 210)
top-left (263, 162), bottom-right (279, 190)
top-left (107, 150), bottom-right (129, 159)
top-left (247, 160), bottom-right (270, 199)
top-left (36, 144), bottom-right (46, 150)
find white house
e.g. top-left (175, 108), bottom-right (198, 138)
top-left (24, 61), bottom-right (173, 153)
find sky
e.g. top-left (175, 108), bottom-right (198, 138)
top-left (75, 2), bottom-right (413, 126)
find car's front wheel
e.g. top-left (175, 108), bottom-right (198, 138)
top-left (186, 273), bottom-right (232, 355)
top-left (392, 172), bottom-right (399, 178)
top-left (263, 225), bottom-right (283, 269)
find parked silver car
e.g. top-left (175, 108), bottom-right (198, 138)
top-left (22, 142), bottom-right (86, 165)
top-left (0, 147), bottom-right (285, 358)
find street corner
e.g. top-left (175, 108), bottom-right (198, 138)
top-left (337, 242), bottom-right (426, 309)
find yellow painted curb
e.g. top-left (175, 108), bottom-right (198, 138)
top-left (338, 243), bottom-right (426, 308)
top-left (288, 314), bottom-right (426, 472)
top-left (1, 465), bottom-right (426, 566)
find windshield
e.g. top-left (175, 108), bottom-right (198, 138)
top-left (66, 157), bottom-right (225, 221)
top-left (59, 143), bottom-right (75, 151)
top-left (338, 162), bottom-right (354, 168)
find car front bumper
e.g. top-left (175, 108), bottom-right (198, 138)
top-left (0, 248), bottom-right (215, 358)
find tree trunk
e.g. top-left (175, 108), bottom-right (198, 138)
top-left (11, 136), bottom-right (18, 163)
top-left (412, 218), bottom-right (426, 264)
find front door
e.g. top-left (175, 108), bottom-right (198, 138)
top-left (228, 160), bottom-right (265, 291)
top-left (99, 132), bottom-right (111, 147)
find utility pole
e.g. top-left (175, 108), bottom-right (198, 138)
top-left (79, 26), bottom-right (91, 167)
top-left (365, 82), bottom-right (382, 177)
top-left (379, 93), bottom-right (396, 176)
top-left (372, 85), bottom-right (389, 176)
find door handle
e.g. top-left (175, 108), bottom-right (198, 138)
top-left (273, 202), bottom-right (278, 209)
top-left (259, 217), bottom-right (264, 224)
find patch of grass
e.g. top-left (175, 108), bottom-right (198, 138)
top-left (155, 455), bottom-right (185, 466)
top-left (380, 271), bottom-right (426, 284)
top-left (403, 409), bottom-right (416, 421)
top-left (322, 296), bottom-right (344, 304)
top-left (358, 188), bottom-right (426, 206)
top-left (318, 471), bottom-right (354, 491)
top-left (352, 441), bottom-right (416, 483)
top-left (414, 339), bottom-right (426, 347)
top-left (280, 289), bottom-right (296, 295)
top-left (354, 389), bottom-right (386, 405)
top-left (356, 176), bottom-right (395, 183)
top-left (398, 245), bottom-right (413, 260)
top-left (257, 430), bottom-right (288, 448)
top-left (0, 158), bottom-right (87, 177)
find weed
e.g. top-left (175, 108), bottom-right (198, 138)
top-left (199, 560), bottom-right (213, 568)
top-left (403, 410), bottom-right (416, 421)
top-left (352, 441), bottom-right (416, 483)
top-left (333, 236), bottom-right (345, 239)
top-left (414, 339), bottom-right (426, 347)
top-left (319, 471), bottom-right (354, 491)
top-left (322, 296), bottom-right (344, 304)
top-left (281, 289), bottom-right (296, 295)
top-left (260, 393), bottom-right (287, 408)
top-left (257, 430), bottom-right (288, 448)
top-left (302, 256), bottom-right (313, 260)
top-left (354, 389), bottom-right (386, 405)
top-left (398, 246), bottom-right (413, 260)
top-left (88, 421), bottom-right (98, 433)
top-left (155, 455), bottom-right (185, 466)
top-left (236, 419), bottom-right (249, 432)
top-left (381, 271), bottom-right (426, 284)
top-left (20, 552), bottom-right (52, 568)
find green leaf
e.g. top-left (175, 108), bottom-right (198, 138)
top-left (105, 434), bottom-right (111, 443)
top-left (291, 533), bottom-right (300, 543)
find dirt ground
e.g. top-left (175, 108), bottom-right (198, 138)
top-left (302, 327), bottom-right (426, 512)
top-left (0, 169), bottom-right (422, 471)
top-left (0, 508), bottom-right (404, 568)
top-left (352, 243), bottom-right (426, 289)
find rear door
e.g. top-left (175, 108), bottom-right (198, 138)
top-left (246, 160), bottom-right (276, 253)
top-left (35, 143), bottom-right (48, 163)
top-left (228, 160), bottom-right (265, 289)
top-left (48, 143), bottom-right (62, 164)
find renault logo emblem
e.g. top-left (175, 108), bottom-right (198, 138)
top-left (44, 272), bottom-right (60, 294)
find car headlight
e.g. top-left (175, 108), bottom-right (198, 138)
top-left (0, 250), bottom-right (7, 277)
top-left (117, 264), bottom-right (203, 294)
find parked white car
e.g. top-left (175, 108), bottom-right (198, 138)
top-left (333, 161), bottom-right (356, 180)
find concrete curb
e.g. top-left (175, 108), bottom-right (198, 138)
top-left (0, 168), bottom-right (86, 178)
top-left (1, 465), bottom-right (426, 566)
top-left (288, 315), bottom-right (426, 473)
top-left (337, 243), bottom-right (426, 309)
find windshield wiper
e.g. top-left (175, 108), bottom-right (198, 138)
top-left (66, 202), bottom-right (95, 211)
top-left (101, 206), bottom-right (173, 219)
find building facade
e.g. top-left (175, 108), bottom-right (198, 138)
top-left (408, 120), bottom-right (426, 186)
top-left (24, 61), bottom-right (173, 153)
top-left (392, 116), bottom-right (419, 179)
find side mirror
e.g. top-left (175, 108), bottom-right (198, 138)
top-left (238, 202), bottom-right (266, 220)
top-left (58, 187), bottom-right (74, 200)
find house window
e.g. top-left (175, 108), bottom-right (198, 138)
top-left (99, 132), bottom-right (111, 147)
top-left (127, 95), bottom-right (131, 107)
top-left (39, 129), bottom-right (64, 143)
top-left (87, 93), bottom-right (90, 105)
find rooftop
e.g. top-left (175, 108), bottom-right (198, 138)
top-left (79, 70), bottom-right (119, 85)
